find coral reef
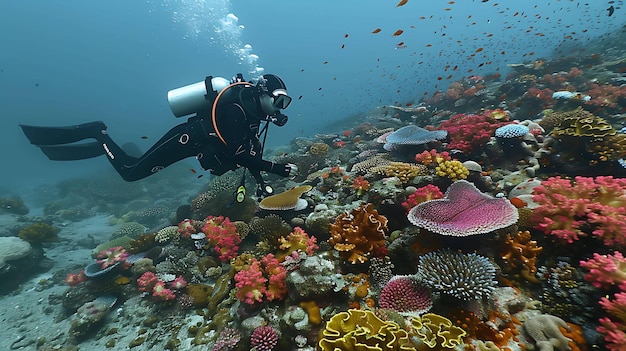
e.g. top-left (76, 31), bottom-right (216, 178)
top-left (18, 222), bottom-right (59, 244)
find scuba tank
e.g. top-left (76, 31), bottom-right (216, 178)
top-left (167, 76), bottom-right (232, 118)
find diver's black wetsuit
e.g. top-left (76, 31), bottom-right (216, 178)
top-left (97, 101), bottom-right (289, 184)
top-left (21, 99), bottom-right (290, 190)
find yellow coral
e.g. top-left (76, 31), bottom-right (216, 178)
top-left (309, 142), bottom-right (330, 155)
top-left (409, 313), bottom-right (467, 349)
top-left (370, 162), bottom-right (427, 183)
top-left (259, 185), bottom-right (312, 210)
top-left (435, 160), bottom-right (469, 181)
top-left (318, 309), bottom-right (416, 351)
top-left (329, 203), bottom-right (388, 264)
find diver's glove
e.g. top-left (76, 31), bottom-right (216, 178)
top-left (271, 163), bottom-right (298, 178)
top-left (270, 113), bottom-right (288, 127)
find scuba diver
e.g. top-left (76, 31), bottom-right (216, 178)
top-left (20, 73), bottom-right (297, 199)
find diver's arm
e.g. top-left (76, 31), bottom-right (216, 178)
top-left (232, 152), bottom-right (291, 177)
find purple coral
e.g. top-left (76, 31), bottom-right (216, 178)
top-left (212, 327), bottom-right (241, 351)
top-left (408, 180), bottom-right (518, 236)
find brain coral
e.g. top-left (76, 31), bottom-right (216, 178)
top-left (417, 248), bottom-right (497, 300)
top-left (329, 203), bottom-right (388, 264)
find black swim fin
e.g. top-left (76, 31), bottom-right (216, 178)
top-left (20, 121), bottom-right (106, 146)
top-left (37, 142), bottom-right (105, 161)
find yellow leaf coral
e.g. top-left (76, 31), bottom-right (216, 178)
top-left (318, 309), bottom-right (415, 351)
top-left (409, 313), bottom-right (467, 349)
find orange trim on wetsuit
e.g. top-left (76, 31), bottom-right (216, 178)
top-left (211, 81), bottom-right (253, 145)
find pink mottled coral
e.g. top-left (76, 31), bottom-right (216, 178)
top-left (277, 227), bottom-right (318, 261)
top-left (408, 180), bottom-right (518, 236)
top-left (152, 281), bottom-right (176, 301)
top-left (580, 252), bottom-right (626, 291)
top-left (202, 215), bottom-right (242, 262)
top-left (234, 259), bottom-right (267, 305)
top-left (261, 254), bottom-right (287, 302)
top-left (597, 292), bottom-right (626, 351)
top-left (401, 184), bottom-right (444, 211)
top-left (437, 113), bottom-right (509, 154)
top-left (96, 246), bottom-right (129, 269)
top-left (414, 149), bottom-right (451, 167)
top-left (137, 271), bottom-right (159, 293)
top-left (532, 176), bottom-right (626, 248)
top-left (234, 254), bottom-right (287, 304)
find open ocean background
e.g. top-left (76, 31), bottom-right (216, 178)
top-left (0, 0), bottom-right (622, 190)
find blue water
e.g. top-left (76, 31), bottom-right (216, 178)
top-left (0, 0), bottom-right (622, 190)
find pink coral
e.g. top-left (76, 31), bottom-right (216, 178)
top-left (250, 325), bottom-right (279, 351)
top-left (169, 276), bottom-right (188, 290)
top-left (137, 271), bottom-right (159, 293)
top-left (580, 252), bottom-right (626, 291)
top-left (178, 218), bottom-right (201, 237)
top-left (379, 275), bottom-right (432, 315)
top-left (234, 259), bottom-right (267, 304)
top-left (407, 180), bottom-right (518, 236)
top-left (597, 292), bottom-right (626, 351)
top-left (202, 215), bottom-right (242, 262)
top-left (414, 149), bottom-right (451, 166)
top-left (532, 176), bottom-right (626, 248)
top-left (437, 113), bottom-right (509, 154)
top-left (401, 184), bottom-right (444, 211)
top-left (261, 254), bottom-right (287, 301)
top-left (234, 254), bottom-right (287, 305)
top-left (96, 246), bottom-right (129, 269)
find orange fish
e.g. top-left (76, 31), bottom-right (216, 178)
top-left (509, 197), bottom-right (527, 208)
top-left (371, 28), bottom-right (382, 34)
top-left (396, 0), bottom-right (408, 7)
top-left (392, 29), bottom-right (404, 36)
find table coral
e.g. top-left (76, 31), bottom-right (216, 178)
top-left (318, 309), bottom-right (415, 351)
top-left (408, 180), bottom-right (518, 237)
top-left (259, 185), bottom-right (312, 211)
top-left (329, 203), bottom-right (389, 264)
top-left (531, 176), bottom-right (626, 248)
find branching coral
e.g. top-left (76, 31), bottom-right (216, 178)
top-left (531, 176), bottom-right (626, 248)
top-left (276, 227), bottom-right (318, 262)
top-left (580, 251), bottom-right (626, 291)
top-left (498, 230), bottom-right (543, 283)
top-left (329, 203), bottom-right (389, 264)
top-left (401, 184), bottom-right (444, 211)
top-left (234, 253), bottom-right (287, 304)
top-left (201, 215), bottom-right (242, 262)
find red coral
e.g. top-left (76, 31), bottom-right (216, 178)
top-left (202, 215), bottom-right (241, 262)
top-left (401, 184), bottom-right (444, 211)
top-left (584, 83), bottom-right (626, 112)
top-left (437, 113), bottom-right (509, 154)
top-left (532, 176), bottom-right (626, 248)
top-left (351, 175), bottom-right (371, 196)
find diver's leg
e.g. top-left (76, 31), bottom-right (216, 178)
top-left (99, 121), bottom-right (205, 181)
